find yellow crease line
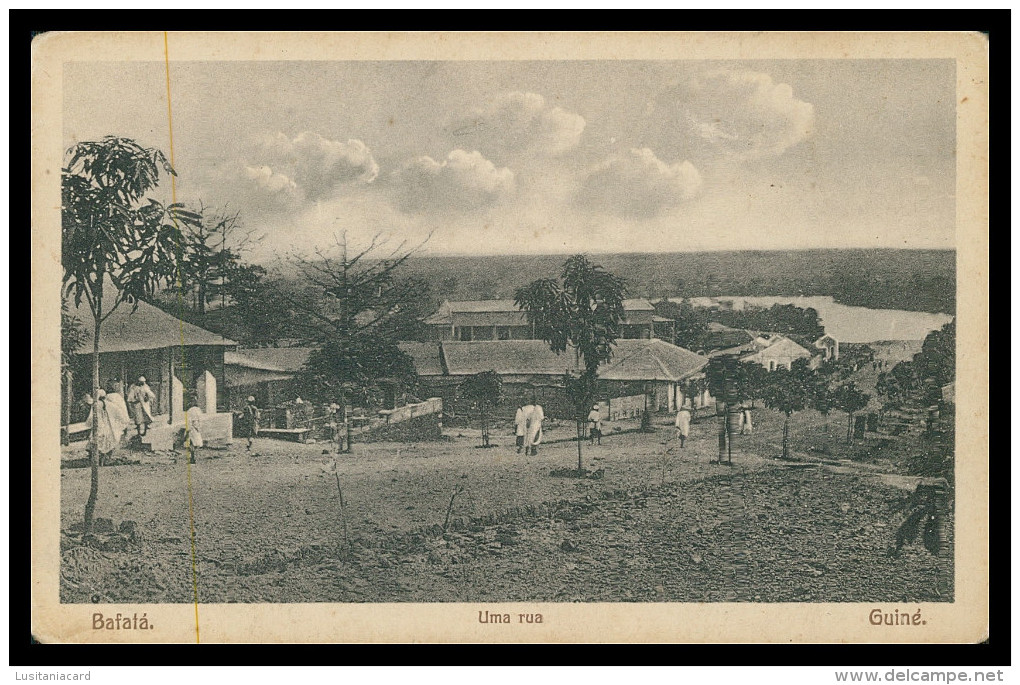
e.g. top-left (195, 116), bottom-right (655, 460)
top-left (164, 30), bottom-right (201, 645)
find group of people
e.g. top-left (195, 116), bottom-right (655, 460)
top-left (513, 403), bottom-right (545, 455)
top-left (80, 376), bottom-right (156, 463)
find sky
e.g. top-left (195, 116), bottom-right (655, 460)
top-left (63, 59), bottom-right (956, 263)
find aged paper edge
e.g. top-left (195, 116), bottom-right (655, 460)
top-left (31, 30), bottom-right (990, 644)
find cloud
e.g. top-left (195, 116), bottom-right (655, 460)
top-left (577, 148), bottom-right (702, 218)
top-left (651, 68), bottom-right (815, 159)
top-left (451, 91), bottom-right (586, 157)
top-left (216, 132), bottom-right (380, 214)
top-left (392, 149), bottom-right (515, 214)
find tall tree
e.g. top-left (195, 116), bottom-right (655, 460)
top-left (515, 254), bottom-right (626, 474)
top-left (172, 203), bottom-right (261, 316)
top-left (833, 381), bottom-right (871, 445)
top-left (759, 359), bottom-right (821, 460)
top-left (288, 231), bottom-right (424, 450)
top-left (62, 136), bottom-right (201, 533)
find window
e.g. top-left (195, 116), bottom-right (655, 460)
top-left (497, 327), bottom-right (511, 340)
top-left (768, 360), bottom-right (776, 371)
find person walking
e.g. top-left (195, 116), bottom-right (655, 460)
top-left (740, 405), bottom-right (753, 435)
top-left (675, 405), bottom-right (692, 448)
top-left (587, 403), bottom-right (602, 445)
top-left (126, 376), bottom-right (156, 437)
top-left (87, 390), bottom-right (119, 465)
top-left (524, 403), bottom-right (544, 456)
top-left (242, 396), bottom-right (261, 452)
top-left (513, 405), bottom-right (526, 454)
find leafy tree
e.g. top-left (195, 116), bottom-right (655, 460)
top-left (288, 231), bottom-right (425, 450)
top-left (173, 204), bottom-right (261, 315)
top-left (833, 381), bottom-right (871, 445)
top-left (62, 136), bottom-right (201, 533)
top-left (653, 298), bottom-right (708, 350)
top-left (705, 356), bottom-right (767, 406)
top-left (515, 254), bottom-right (626, 474)
top-left (759, 358), bottom-right (821, 460)
top-left (458, 370), bottom-right (503, 447)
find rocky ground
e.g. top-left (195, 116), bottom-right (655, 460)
top-left (59, 409), bottom-right (953, 604)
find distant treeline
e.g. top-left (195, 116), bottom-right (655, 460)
top-left (400, 249), bottom-right (956, 315)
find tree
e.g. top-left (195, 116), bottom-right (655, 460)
top-left (288, 231), bottom-right (425, 451)
top-left (515, 254), bottom-right (626, 474)
top-left (171, 203), bottom-right (260, 316)
top-left (759, 359), bottom-right (821, 460)
top-left (653, 298), bottom-right (708, 350)
top-left (833, 381), bottom-right (871, 445)
top-left (62, 136), bottom-right (201, 533)
top-left (458, 370), bottom-right (503, 447)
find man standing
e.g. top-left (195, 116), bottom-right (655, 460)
top-left (513, 405), bottom-right (526, 454)
top-left (242, 396), bottom-right (261, 452)
top-left (126, 376), bottom-right (155, 437)
top-left (675, 404), bottom-right (692, 448)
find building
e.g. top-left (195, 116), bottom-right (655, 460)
top-left (813, 334), bottom-right (840, 361)
top-left (223, 347), bottom-right (316, 411)
top-left (63, 286), bottom-right (236, 449)
top-left (423, 298), bottom-right (669, 342)
top-left (711, 333), bottom-right (815, 371)
top-left (598, 338), bottom-right (711, 413)
top-left (399, 338), bottom-right (709, 419)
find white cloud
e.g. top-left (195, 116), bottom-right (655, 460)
top-left (651, 68), bottom-right (815, 159)
top-left (577, 147), bottom-right (702, 218)
top-left (392, 149), bottom-right (515, 214)
top-left (451, 91), bottom-right (586, 157)
top-left (213, 132), bottom-right (380, 215)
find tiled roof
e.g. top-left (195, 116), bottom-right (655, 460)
top-left (66, 283), bottom-right (235, 354)
top-left (397, 342), bottom-right (445, 377)
top-left (600, 339), bottom-right (708, 382)
top-left (441, 341), bottom-right (579, 376)
top-left (225, 347), bottom-right (316, 373)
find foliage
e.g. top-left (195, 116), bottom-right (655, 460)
top-left (61, 136), bottom-right (197, 535)
top-left (459, 370), bottom-right (503, 447)
top-left (288, 232), bottom-right (425, 425)
top-left (60, 303), bottom-right (88, 366)
top-left (705, 356), bottom-right (769, 404)
top-left (514, 254), bottom-right (626, 376)
top-left (459, 370), bottom-right (504, 407)
top-left (652, 299), bottom-right (708, 350)
top-left (515, 254), bottom-right (626, 473)
top-left (170, 204), bottom-right (262, 315)
top-left (833, 381), bottom-right (871, 444)
top-left (62, 136), bottom-right (202, 312)
top-left (708, 303), bottom-right (825, 340)
top-left (760, 359), bottom-right (822, 416)
top-left (296, 335), bottom-right (416, 406)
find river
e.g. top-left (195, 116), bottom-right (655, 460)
top-left (674, 295), bottom-right (954, 343)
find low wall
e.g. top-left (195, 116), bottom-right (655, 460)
top-left (606, 394), bottom-right (647, 421)
top-left (359, 412), bottom-right (443, 443)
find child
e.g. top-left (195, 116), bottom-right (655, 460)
top-left (587, 404), bottom-right (602, 445)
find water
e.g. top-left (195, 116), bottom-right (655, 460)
top-left (675, 295), bottom-right (954, 343)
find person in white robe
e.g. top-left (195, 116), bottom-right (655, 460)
top-left (184, 406), bottom-right (204, 464)
top-left (104, 385), bottom-right (131, 445)
top-left (513, 406), bottom-right (526, 454)
top-left (675, 405), bottom-right (692, 448)
top-left (524, 403), bottom-right (544, 456)
top-left (126, 376), bottom-right (156, 436)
